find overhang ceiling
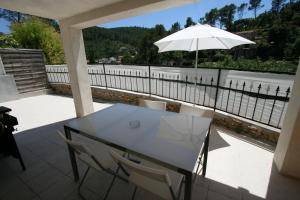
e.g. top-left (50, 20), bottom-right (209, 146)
top-left (0, 0), bottom-right (196, 28)
top-left (0, 0), bottom-right (123, 20)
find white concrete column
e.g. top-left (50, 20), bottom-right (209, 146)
top-left (59, 22), bottom-right (94, 117)
top-left (274, 60), bottom-right (300, 179)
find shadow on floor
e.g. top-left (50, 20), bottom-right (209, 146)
top-left (209, 126), bottom-right (230, 152)
top-left (1, 118), bottom-right (300, 200)
top-left (194, 162), bottom-right (300, 200)
top-left (212, 125), bottom-right (275, 152)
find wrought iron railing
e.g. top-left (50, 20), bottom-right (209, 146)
top-left (46, 64), bottom-right (294, 129)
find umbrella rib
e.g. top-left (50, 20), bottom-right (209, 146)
top-left (215, 37), bottom-right (230, 49)
top-left (198, 25), bottom-right (230, 49)
top-left (200, 25), bottom-right (254, 47)
top-left (188, 38), bottom-right (195, 51)
top-left (158, 41), bottom-right (172, 52)
top-left (159, 40), bottom-right (184, 52)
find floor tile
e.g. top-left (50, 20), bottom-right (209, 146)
top-left (1, 177), bottom-right (37, 200)
top-left (38, 176), bottom-right (77, 200)
top-left (26, 166), bottom-right (68, 194)
top-left (207, 190), bottom-right (235, 200)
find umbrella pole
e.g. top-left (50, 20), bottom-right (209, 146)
top-left (193, 39), bottom-right (199, 106)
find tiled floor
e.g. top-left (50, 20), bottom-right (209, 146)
top-left (1, 95), bottom-right (300, 200)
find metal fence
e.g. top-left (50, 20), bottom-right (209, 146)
top-left (46, 64), bottom-right (294, 129)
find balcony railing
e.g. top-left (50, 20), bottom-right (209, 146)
top-left (46, 64), bottom-right (295, 129)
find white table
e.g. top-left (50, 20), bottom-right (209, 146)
top-left (64, 103), bottom-right (212, 200)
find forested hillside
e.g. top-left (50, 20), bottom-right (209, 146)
top-left (83, 26), bottom-right (149, 62)
top-left (0, 0), bottom-right (299, 72)
top-left (81, 0), bottom-right (299, 72)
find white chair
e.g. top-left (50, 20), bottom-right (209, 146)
top-left (179, 104), bottom-right (214, 178)
top-left (179, 104), bottom-right (214, 118)
top-left (108, 150), bottom-right (184, 200)
top-left (58, 131), bottom-right (122, 200)
top-left (139, 99), bottom-right (167, 111)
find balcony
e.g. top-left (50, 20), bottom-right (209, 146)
top-left (1, 94), bottom-right (300, 200)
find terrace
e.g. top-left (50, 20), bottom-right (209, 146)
top-left (0, 0), bottom-right (300, 200)
top-left (1, 94), bottom-right (300, 200)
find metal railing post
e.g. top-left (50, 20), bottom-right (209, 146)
top-left (148, 65), bottom-right (151, 95)
top-left (268, 86), bottom-right (280, 125)
top-left (185, 75), bottom-right (188, 102)
top-left (103, 63), bottom-right (108, 89)
top-left (213, 68), bottom-right (221, 111)
top-left (226, 80), bottom-right (232, 112)
top-left (252, 84), bottom-right (261, 119)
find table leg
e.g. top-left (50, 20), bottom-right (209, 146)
top-left (202, 126), bottom-right (210, 177)
top-left (64, 126), bottom-right (79, 181)
top-left (184, 171), bottom-right (193, 200)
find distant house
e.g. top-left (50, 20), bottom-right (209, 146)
top-left (119, 46), bottom-right (128, 53)
top-left (96, 58), bottom-right (108, 64)
top-left (109, 57), bottom-right (117, 63)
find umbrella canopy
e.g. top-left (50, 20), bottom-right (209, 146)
top-left (154, 24), bottom-right (255, 105)
top-left (154, 24), bottom-right (255, 52)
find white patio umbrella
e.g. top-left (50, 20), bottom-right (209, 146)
top-left (154, 24), bottom-right (255, 52)
top-left (154, 24), bottom-right (255, 104)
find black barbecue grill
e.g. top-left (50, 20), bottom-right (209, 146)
top-left (0, 106), bottom-right (25, 170)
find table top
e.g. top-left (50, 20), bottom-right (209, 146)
top-left (65, 103), bottom-right (212, 172)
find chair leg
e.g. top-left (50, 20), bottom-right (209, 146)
top-left (131, 186), bottom-right (137, 200)
top-left (103, 167), bottom-right (120, 200)
top-left (176, 177), bottom-right (184, 200)
top-left (193, 153), bottom-right (204, 182)
top-left (197, 153), bottom-right (204, 173)
top-left (78, 166), bottom-right (90, 194)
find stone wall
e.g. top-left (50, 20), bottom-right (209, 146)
top-left (51, 83), bottom-right (181, 112)
top-left (50, 83), bottom-right (279, 145)
top-left (213, 113), bottom-right (279, 144)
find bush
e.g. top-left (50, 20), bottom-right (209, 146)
top-left (11, 18), bottom-right (65, 64)
top-left (0, 34), bottom-right (19, 48)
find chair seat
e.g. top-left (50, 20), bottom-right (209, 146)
top-left (130, 159), bottom-right (184, 200)
top-left (77, 143), bottom-right (120, 171)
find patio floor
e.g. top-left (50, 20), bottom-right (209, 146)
top-left (0, 95), bottom-right (300, 200)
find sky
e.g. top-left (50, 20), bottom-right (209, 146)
top-left (100, 0), bottom-right (272, 29)
top-left (0, 0), bottom-right (272, 33)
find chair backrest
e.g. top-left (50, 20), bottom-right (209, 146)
top-left (110, 150), bottom-right (172, 186)
top-left (180, 104), bottom-right (214, 118)
top-left (139, 99), bottom-right (167, 111)
top-left (57, 130), bottom-right (93, 156)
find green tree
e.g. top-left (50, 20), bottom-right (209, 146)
top-left (0, 9), bottom-right (59, 32)
top-left (248, 0), bottom-right (264, 18)
top-left (170, 22), bottom-right (181, 33)
top-left (122, 53), bottom-right (135, 64)
top-left (199, 17), bottom-right (205, 24)
top-left (184, 17), bottom-right (195, 28)
top-left (0, 9), bottom-right (27, 23)
top-left (237, 3), bottom-right (248, 19)
top-left (272, 0), bottom-right (286, 13)
top-left (11, 18), bottom-right (65, 64)
top-left (219, 4), bottom-right (237, 31)
top-left (204, 8), bottom-right (219, 26)
top-left (135, 24), bottom-right (167, 64)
